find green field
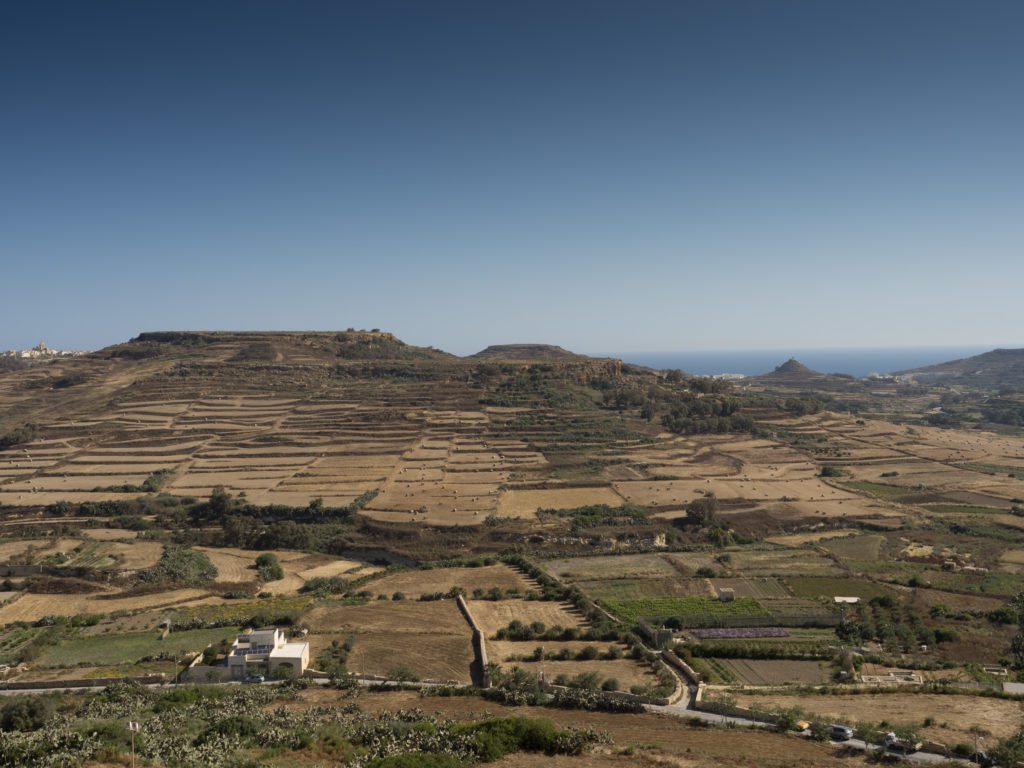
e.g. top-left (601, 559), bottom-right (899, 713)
top-left (923, 504), bottom-right (1002, 515)
top-left (819, 534), bottom-right (886, 562)
top-left (39, 627), bottom-right (237, 667)
top-left (786, 576), bottom-right (895, 601)
top-left (599, 596), bottom-right (769, 624)
top-left (840, 480), bottom-right (912, 499)
top-left (0, 626), bottom-right (45, 665)
top-left (170, 596), bottom-right (313, 626)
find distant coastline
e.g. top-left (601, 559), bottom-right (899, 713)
top-left (599, 346), bottom-right (1006, 378)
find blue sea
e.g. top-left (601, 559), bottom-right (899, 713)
top-left (596, 346), bottom-right (1005, 378)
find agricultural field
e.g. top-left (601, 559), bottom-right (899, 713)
top-left (364, 563), bottom-right (533, 598)
top-left (0, 588), bottom-right (218, 624)
top-left (304, 598), bottom-right (475, 683)
top-left (706, 658), bottom-right (830, 686)
top-left (35, 627), bottom-right (236, 668)
top-left (785, 576), bottom-right (896, 601)
top-left (468, 599), bottom-right (584, 637)
top-left (600, 596), bottom-right (770, 625)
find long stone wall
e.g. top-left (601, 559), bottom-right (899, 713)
top-left (455, 594), bottom-right (488, 687)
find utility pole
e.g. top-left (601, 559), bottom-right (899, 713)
top-left (128, 720), bottom-right (140, 768)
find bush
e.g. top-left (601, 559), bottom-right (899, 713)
top-left (0, 696), bottom-right (54, 731)
top-left (255, 553), bottom-right (284, 582)
top-left (138, 547), bottom-right (217, 587)
top-left (601, 678), bottom-right (619, 692)
top-left (0, 423), bottom-right (36, 450)
top-left (368, 756), bottom-right (467, 768)
top-left (456, 717), bottom-right (562, 761)
top-left (195, 715), bottom-right (262, 746)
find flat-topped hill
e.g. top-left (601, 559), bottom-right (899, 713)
top-left (469, 344), bottom-right (587, 361)
top-left (102, 330), bottom-right (455, 363)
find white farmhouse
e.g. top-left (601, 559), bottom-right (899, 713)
top-left (226, 627), bottom-right (309, 679)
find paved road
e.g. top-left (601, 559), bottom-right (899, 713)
top-left (645, 702), bottom-right (972, 765)
top-left (0, 676), bottom-right (445, 696)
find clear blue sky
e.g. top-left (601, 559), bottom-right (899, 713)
top-left (2, 1), bottom-right (1022, 356)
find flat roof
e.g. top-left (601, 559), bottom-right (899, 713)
top-left (269, 642), bottom-right (308, 658)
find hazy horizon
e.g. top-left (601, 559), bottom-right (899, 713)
top-left (4, 330), bottom-right (1022, 368)
top-left (3, 1), bottom-right (1022, 353)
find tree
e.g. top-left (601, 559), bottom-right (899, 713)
top-left (388, 665), bottom-right (420, 683)
top-left (686, 494), bottom-right (719, 527)
top-left (209, 486), bottom-right (232, 517)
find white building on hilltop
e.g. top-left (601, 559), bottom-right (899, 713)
top-left (226, 627), bottom-right (309, 679)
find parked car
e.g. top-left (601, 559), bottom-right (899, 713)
top-left (971, 751), bottom-right (994, 767)
top-left (793, 720), bottom-right (811, 734)
top-left (829, 724), bottom-right (854, 742)
top-left (243, 674), bottom-right (265, 684)
top-left (883, 732), bottom-right (921, 754)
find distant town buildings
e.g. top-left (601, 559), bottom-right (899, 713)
top-left (0, 341), bottom-right (87, 360)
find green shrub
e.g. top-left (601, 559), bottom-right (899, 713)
top-left (0, 696), bottom-right (55, 731)
top-left (139, 546), bottom-right (217, 587)
top-left (255, 553), bottom-right (284, 582)
top-left (368, 756), bottom-right (466, 768)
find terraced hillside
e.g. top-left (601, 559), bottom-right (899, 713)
top-left (0, 332), bottom-right (648, 525)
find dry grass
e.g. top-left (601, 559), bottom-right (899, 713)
top-left (467, 599), bottom-right (583, 637)
top-left (305, 599), bottom-right (470, 635)
top-left (0, 588), bottom-right (212, 623)
top-left (304, 599), bottom-right (474, 682)
top-left (365, 565), bottom-right (532, 597)
top-left (496, 488), bottom-right (625, 517)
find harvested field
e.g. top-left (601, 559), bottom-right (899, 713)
top-left (365, 564), bottom-right (532, 597)
top-left (542, 553), bottom-right (679, 582)
top-left (296, 559), bottom-right (378, 581)
top-left (79, 528), bottom-right (140, 541)
top-left (468, 599), bottom-right (583, 637)
top-left (0, 537), bottom-right (82, 562)
top-left (305, 598), bottom-right (470, 636)
top-left (764, 529), bottom-right (862, 546)
top-left (348, 632), bottom-right (474, 682)
top-left (612, 478), bottom-right (858, 507)
top-left (107, 540), bottom-right (164, 569)
top-left (0, 588), bottom-right (213, 624)
top-left (194, 546), bottom-right (374, 594)
top-left (304, 599), bottom-right (474, 682)
top-left (504, 657), bottom-right (657, 690)
top-left (669, 548), bottom-right (837, 577)
top-left (496, 487), bottom-right (625, 517)
top-left (195, 547), bottom-right (259, 584)
top-left (732, 691), bottom-right (1024, 746)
